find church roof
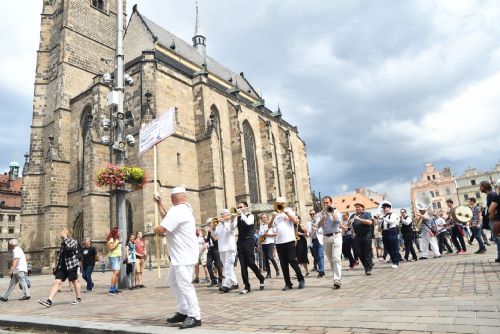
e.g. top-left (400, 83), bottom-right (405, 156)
top-left (132, 7), bottom-right (260, 99)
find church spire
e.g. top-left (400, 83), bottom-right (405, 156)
top-left (192, 0), bottom-right (207, 58)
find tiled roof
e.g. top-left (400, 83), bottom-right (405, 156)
top-left (331, 193), bottom-right (379, 213)
top-left (136, 10), bottom-right (260, 99)
top-left (0, 175), bottom-right (22, 192)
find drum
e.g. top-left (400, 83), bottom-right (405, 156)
top-left (451, 205), bottom-right (473, 223)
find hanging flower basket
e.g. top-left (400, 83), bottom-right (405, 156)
top-left (96, 164), bottom-right (146, 190)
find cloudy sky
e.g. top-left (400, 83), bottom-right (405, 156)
top-left (1, 0), bottom-right (499, 207)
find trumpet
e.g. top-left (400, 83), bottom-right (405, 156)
top-left (326, 206), bottom-right (335, 213)
top-left (210, 217), bottom-right (219, 229)
top-left (274, 203), bottom-right (285, 213)
top-left (230, 207), bottom-right (240, 216)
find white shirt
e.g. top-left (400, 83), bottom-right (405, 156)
top-left (380, 212), bottom-right (399, 230)
top-left (214, 219), bottom-right (237, 252)
top-left (160, 203), bottom-right (198, 266)
top-left (400, 216), bottom-right (412, 225)
top-left (258, 224), bottom-right (276, 245)
top-left (307, 220), bottom-right (324, 245)
top-left (197, 236), bottom-right (206, 253)
top-left (13, 246), bottom-right (28, 273)
top-left (274, 209), bottom-right (296, 244)
top-left (435, 217), bottom-right (447, 233)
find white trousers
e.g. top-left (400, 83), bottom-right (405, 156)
top-left (168, 265), bottom-right (201, 320)
top-left (323, 233), bottom-right (342, 282)
top-left (421, 231), bottom-right (440, 258)
top-left (219, 250), bottom-right (237, 288)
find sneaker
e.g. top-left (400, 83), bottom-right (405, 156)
top-left (108, 289), bottom-right (118, 295)
top-left (391, 264), bottom-right (398, 269)
top-left (0, 297), bottom-right (7, 302)
top-left (207, 281), bottom-right (217, 288)
top-left (282, 285), bottom-right (292, 291)
top-left (333, 281), bottom-right (341, 289)
top-left (239, 288), bottom-right (250, 295)
top-left (230, 284), bottom-right (239, 290)
top-left (298, 280), bottom-right (305, 289)
top-left (365, 270), bottom-right (372, 276)
top-left (179, 316), bottom-right (202, 329)
top-left (38, 299), bottom-right (52, 308)
top-left (200, 278), bottom-right (209, 284)
top-left (316, 272), bottom-right (325, 278)
top-left (71, 299), bottom-right (81, 305)
top-left (18, 296), bottom-right (31, 301)
top-left (260, 281), bottom-right (265, 291)
top-left (166, 312), bottom-right (188, 323)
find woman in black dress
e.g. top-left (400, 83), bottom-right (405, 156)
top-left (295, 217), bottom-right (310, 276)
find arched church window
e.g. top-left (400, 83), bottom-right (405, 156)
top-left (242, 121), bottom-right (260, 204)
top-left (73, 213), bottom-right (84, 244)
top-left (78, 108), bottom-right (92, 189)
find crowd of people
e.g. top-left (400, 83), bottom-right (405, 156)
top-left (1, 180), bottom-right (499, 329)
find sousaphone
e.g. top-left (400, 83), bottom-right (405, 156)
top-left (451, 205), bottom-right (473, 223)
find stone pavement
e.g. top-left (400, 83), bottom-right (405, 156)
top-left (0, 242), bottom-right (499, 334)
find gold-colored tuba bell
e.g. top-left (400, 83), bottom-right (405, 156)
top-left (230, 207), bottom-right (239, 216)
top-left (274, 203), bottom-right (285, 213)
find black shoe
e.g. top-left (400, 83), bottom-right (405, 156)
top-left (37, 299), bottom-right (52, 308)
top-left (333, 281), bottom-right (341, 289)
top-left (298, 280), bottom-right (305, 289)
top-left (191, 278), bottom-right (199, 284)
top-left (139, 284), bottom-right (145, 288)
top-left (179, 317), bottom-right (202, 329)
top-left (230, 284), bottom-right (239, 290)
top-left (166, 312), bottom-right (187, 324)
top-left (219, 286), bottom-right (230, 293)
top-left (282, 285), bottom-right (292, 291)
top-left (239, 288), bottom-right (250, 294)
top-left (18, 296), bottom-right (31, 301)
top-left (260, 281), bottom-right (265, 291)
top-left (0, 297), bottom-right (7, 302)
top-left (419, 257), bottom-right (428, 260)
top-left (207, 281), bottom-right (216, 287)
top-left (365, 270), bottom-right (372, 276)
top-left (317, 272), bottom-right (325, 278)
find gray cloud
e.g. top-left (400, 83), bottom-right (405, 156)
top-left (1, 0), bottom-right (499, 207)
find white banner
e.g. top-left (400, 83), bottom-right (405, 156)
top-left (139, 107), bottom-right (176, 155)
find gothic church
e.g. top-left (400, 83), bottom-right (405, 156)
top-left (21, 0), bottom-right (313, 270)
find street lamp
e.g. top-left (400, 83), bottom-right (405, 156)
top-left (98, 0), bottom-right (134, 289)
top-left (147, 223), bottom-right (152, 271)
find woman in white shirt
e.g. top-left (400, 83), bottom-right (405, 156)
top-left (258, 213), bottom-right (280, 278)
top-left (213, 209), bottom-right (238, 293)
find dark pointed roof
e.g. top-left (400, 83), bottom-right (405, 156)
top-left (132, 8), bottom-right (259, 99)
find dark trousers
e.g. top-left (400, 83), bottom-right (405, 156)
top-left (342, 235), bottom-right (356, 266)
top-left (403, 234), bottom-right (417, 260)
top-left (237, 239), bottom-right (265, 290)
top-left (206, 247), bottom-right (223, 284)
top-left (413, 231), bottom-right (422, 252)
top-left (437, 232), bottom-right (453, 254)
top-left (262, 243), bottom-right (279, 276)
top-left (309, 245), bottom-right (318, 269)
top-left (382, 229), bottom-right (400, 265)
top-left (451, 225), bottom-right (466, 252)
top-left (276, 241), bottom-right (304, 287)
top-left (354, 236), bottom-right (373, 271)
top-left (82, 264), bottom-right (94, 291)
top-left (470, 226), bottom-right (486, 251)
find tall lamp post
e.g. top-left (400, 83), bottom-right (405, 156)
top-left (99, 0), bottom-right (135, 288)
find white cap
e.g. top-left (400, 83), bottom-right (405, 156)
top-left (220, 208), bottom-right (230, 215)
top-left (171, 186), bottom-right (186, 195)
top-left (275, 196), bottom-right (286, 203)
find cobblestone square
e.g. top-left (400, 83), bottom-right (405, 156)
top-left (0, 243), bottom-right (498, 333)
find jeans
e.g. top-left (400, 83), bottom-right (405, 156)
top-left (382, 228), bottom-right (400, 265)
top-left (1, 271), bottom-right (30, 299)
top-left (311, 238), bottom-right (324, 273)
top-left (471, 226), bottom-right (486, 251)
top-left (82, 264), bottom-right (95, 291)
